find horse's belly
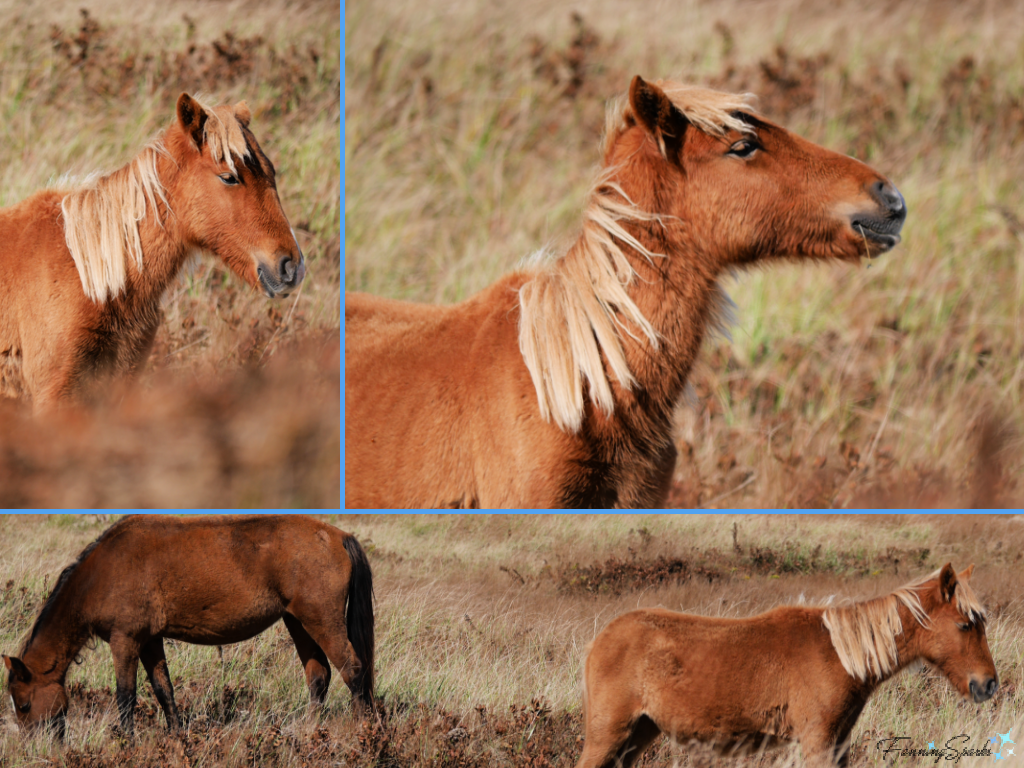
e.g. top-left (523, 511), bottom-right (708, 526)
top-left (162, 615), bottom-right (281, 646)
top-left (708, 732), bottom-right (791, 756)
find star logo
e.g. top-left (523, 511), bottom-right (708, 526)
top-left (929, 742), bottom-right (936, 750)
top-left (992, 732), bottom-right (1016, 761)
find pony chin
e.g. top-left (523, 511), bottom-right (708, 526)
top-left (256, 264), bottom-right (278, 297)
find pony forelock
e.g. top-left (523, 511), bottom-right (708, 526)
top-left (200, 101), bottom-right (251, 176)
top-left (517, 80), bottom-right (750, 433)
top-left (605, 79), bottom-right (758, 153)
top-left (822, 568), bottom-right (987, 682)
top-left (61, 96), bottom-right (250, 303)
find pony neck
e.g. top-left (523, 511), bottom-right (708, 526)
top-left (888, 599), bottom-right (930, 674)
top-left (21, 573), bottom-right (94, 684)
top-left (857, 600), bottom-right (929, 689)
top-left (120, 155), bottom-right (195, 306)
top-left (588, 184), bottom-right (726, 426)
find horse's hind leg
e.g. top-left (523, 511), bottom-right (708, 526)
top-left (283, 614), bottom-right (332, 707)
top-left (284, 602), bottom-right (363, 713)
top-left (140, 638), bottom-right (181, 732)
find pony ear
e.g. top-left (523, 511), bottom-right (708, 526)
top-left (628, 75), bottom-right (685, 160)
top-left (3, 654), bottom-right (31, 683)
top-left (176, 93), bottom-right (208, 151)
top-left (234, 101), bottom-right (251, 128)
top-left (960, 563), bottom-right (975, 582)
top-left (939, 562), bottom-right (958, 603)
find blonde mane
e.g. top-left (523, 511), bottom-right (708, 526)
top-left (61, 98), bottom-right (250, 303)
top-left (517, 81), bottom-right (756, 433)
top-left (822, 569), bottom-right (987, 682)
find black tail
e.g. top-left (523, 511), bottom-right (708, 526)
top-left (343, 534), bottom-right (375, 710)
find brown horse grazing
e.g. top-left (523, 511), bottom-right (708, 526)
top-left (3, 515), bottom-right (374, 739)
top-left (0, 94), bottom-right (305, 410)
top-left (345, 76), bottom-right (907, 508)
top-left (576, 564), bottom-right (996, 768)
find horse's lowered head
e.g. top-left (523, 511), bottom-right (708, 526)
top-left (619, 76), bottom-right (907, 266)
top-left (166, 93), bottom-right (306, 298)
top-left (916, 563), bottom-right (998, 704)
top-left (4, 654), bottom-right (68, 740)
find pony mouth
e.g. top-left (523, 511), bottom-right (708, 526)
top-left (851, 216), bottom-right (903, 256)
top-left (257, 265), bottom-right (289, 298)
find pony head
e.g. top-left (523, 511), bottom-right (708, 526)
top-left (167, 93), bottom-right (306, 298)
top-left (3, 654), bottom-right (68, 740)
top-left (916, 563), bottom-right (998, 703)
top-left (617, 76), bottom-right (906, 266)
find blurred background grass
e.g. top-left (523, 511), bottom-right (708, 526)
top-left (344, 0), bottom-right (1024, 508)
top-left (0, 0), bottom-right (339, 507)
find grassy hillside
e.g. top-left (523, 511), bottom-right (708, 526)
top-left (344, 0), bottom-right (1024, 507)
top-left (1, 514), bottom-right (1021, 766)
top-left (0, 0), bottom-right (339, 507)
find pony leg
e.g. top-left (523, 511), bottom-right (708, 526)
top-left (577, 713), bottom-right (660, 768)
top-left (109, 633), bottom-right (141, 736)
top-left (282, 613), bottom-right (332, 707)
top-left (139, 638), bottom-right (181, 732)
top-left (283, 601), bottom-right (364, 714)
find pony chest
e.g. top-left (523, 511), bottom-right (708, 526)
top-left (557, 437), bottom-right (676, 509)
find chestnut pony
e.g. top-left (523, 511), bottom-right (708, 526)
top-left (345, 76), bottom-right (906, 508)
top-left (3, 515), bottom-right (374, 738)
top-left (577, 564), bottom-right (997, 768)
top-left (0, 93), bottom-right (305, 410)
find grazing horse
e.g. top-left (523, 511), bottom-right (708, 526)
top-left (345, 76), bottom-right (907, 508)
top-left (0, 93), bottom-right (305, 410)
top-left (3, 515), bottom-right (374, 739)
top-left (576, 564), bottom-right (997, 768)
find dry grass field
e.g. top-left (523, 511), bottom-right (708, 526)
top-left (1, 513), bottom-right (1022, 767)
top-left (344, 0), bottom-right (1024, 508)
top-left (0, 0), bottom-right (339, 507)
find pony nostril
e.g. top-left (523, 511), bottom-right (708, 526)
top-left (971, 678), bottom-right (998, 702)
top-left (869, 180), bottom-right (905, 218)
top-left (279, 256), bottom-right (296, 284)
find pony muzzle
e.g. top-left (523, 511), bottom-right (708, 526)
top-left (256, 251), bottom-right (305, 298)
top-left (850, 180), bottom-right (907, 255)
top-left (969, 676), bottom-right (998, 703)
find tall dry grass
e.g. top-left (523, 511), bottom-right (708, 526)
top-left (344, 0), bottom-right (1024, 508)
top-left (2, 514), bottom-right (1021, 767)
top-left (0, 0), bottom-right (339, 507)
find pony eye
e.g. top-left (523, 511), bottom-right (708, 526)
top-left (959, 623), bottom-right (971, 632)
top-left (18, 701), bottom-right (31, 713)
top-left (728, 140), bottom-right (759, 158)
top-left (219, 173), bottom-right (240, 186)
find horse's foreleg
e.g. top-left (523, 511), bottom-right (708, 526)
top-left (799, 700), bottom-right (864, 767)
top-left (577, 708), bottom-right (658, 768)
top-left (282, 614), bottom-right (332, 708)
top-left (140, 637), bottom-right (181, 732)
top-left (109, 634), bottom-right (141, 736)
